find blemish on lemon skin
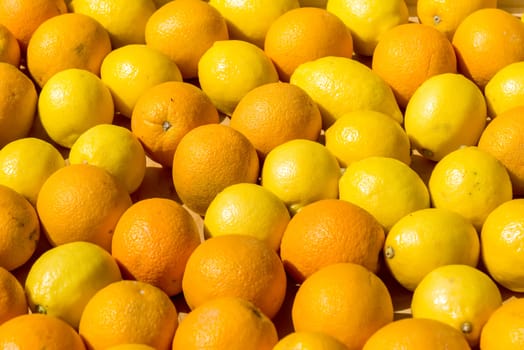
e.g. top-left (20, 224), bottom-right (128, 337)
top-left (162, 120), bottom-right (171, 132)
top-left (461, 321), bottom-right (473, 334)
top-left (433, 15), bottom-right (441, 25)
top-left (384, 245), bottom-right (395, 259)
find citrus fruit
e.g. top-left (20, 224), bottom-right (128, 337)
top-left (324, 109), bottom-right (411, 168)
top-left (203, 183), bottom-right (290, 251)
top-left (480, 199), bottom-right (524, 292)
top-left (280, 198), bottom-right (385, 282)
top-left (263, 6), bottom-right (353, 81)
top-left (290, 55), bottom-right (402, 129)
top-left (451, 7), bottom-right (524, 89)
top-left (362, 317), bottom-right (471, 350)
top-left (0, 62), bottom-right (38, 148)
top-left (339, 156), bottom-right (430, 231)
top-left (26, 12), bottom-right (112, 87)
top-left (208, 0), bottom-right (299, 48)
top-left (79, 280), bottom-right (178, 350)
top-left (326, 0), bottom-right (409, 56)
top-left (197, 39), bottom-right (279, 116)
top-left (112, 197), bottom-right (202, 296)
top-left (371, 22), bottom-right (457, 108)
top-left (0, 184), bottom-right (39, 271)
top-left (172, 124), bottom-right (260, 216)
top-left (273, 331), bottom-right (349, 350)
top-left (100, 44), bottom-right (183, 118)
top-left (0, 267), bottom-right (27, 325)
top-left (411, 264), bottom-right (503, 346)
top-left (67, 0), bottom-right (157, 48)
top-left (36, 164), bottom-right (132, 251)
top-left (145, 0), bottom-right (229, 79)
top-left (24, 241), bottom-right (122, 329)
top-left (107, 345), bottom-right (156, 350)
top-left (0, 313), bottom-right (86, 350)
top-left (131, 81), bottom-right (220, 168)
top-left (229, 82), bottom-right (322, 158)
top-left (292, 262), bottom-right (394, 350)
top-left (261, 139), bottom-right (341, 215)
top-left (428, 146), bottom-right (513, 231)
top-left (404, 73), bottom-right (487, 161)
top-left (0, 24), bottom-right (20, 66)
top-left (478, 106), bottom-right (524, 196)
top-left (384, 207), bottom-right (480, 291)
top-left (182, 234), bottom-right (287, 319)
top-left (480, 297), bottom-right (524, 350)
top-left (172, 296), bottom-right (278, 350)
top-left (484, 61), bottom-right (524, 118)
top-left (416, 0), bottom-right (498, 39)
top-left (0, 137), bottom-right (65, 205)
top-left (69, 124), bottom-right (146, 193)
top-left (0, 0), bottom-right (67, 51)
top-left (37, 68), bottom-right (115, 148)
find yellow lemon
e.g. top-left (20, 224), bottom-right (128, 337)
top-left (339, 156), bottom-right (430, 231)
top-left (481, 198), bottom-right (524, 292)
top-left (428, 146), bottom-right (513, 231)
top-left (208, 0), bottom-right (299, 48)
top-left (324, 109), bottom-right (411, 168)
top-left (411, 264), bottom-right (502, 347)
top-left (0, 137), bottom-right (65, 206)
top-left (404, 73), bottom-right (487, 162)
top-left (38, 68), bottom-right (114, 148)
top-left (68, 124), bottom-right (147, 193)
top-left (480, 297), bottom-right (524, 350)
top-left (67, 0), bottom-right (157, 48)
top-left (261, 139), bottom-right (341, 215)
top-left (326, 0), bottom-right (409, 56)
top-left (484, 61), bottom-right (524, 118)
top-left (290, 56), bottom-right (402, 129)
top-left (0, 24), bottom-right (20, 67)
top-left (417, 0), bottom-right (498, 39)
top-left (100, 44), bottom-right (182, 118)
top-left (384, 208), bottom-right (480, 291)
top-left (204, 183), bottom-right (290, 251)
top-left (274, 331), bottom-right (348, 350)
top-left (197, 39), bottom-right (279, 116)
top-left (25, 241), bottom-right (123, 329)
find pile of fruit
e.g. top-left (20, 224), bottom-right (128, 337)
top-left (0, 0), bottom-right (524, 348)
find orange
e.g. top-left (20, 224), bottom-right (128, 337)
top-left (416, 0), bottom-right (498, 40)
top-left (452, 8), bottom-right (524, 89)
top-left (292, 262), bottom-right (394, 350)
top-left (26, 12), bottom-right (112, 88)
top-left (0, 267), bottom-right (27, 325)
top-left (264, 7), bottom-right (353, 82)
top-left (0, 0), bottom-right (67, 52)
top-left (131, 81), bottom-right (220, 168)
top-left (0, 313), bottom-right (86, 350)
top-left (273, 331), bottom-right (349, 350)
top-left (279, 199), bottom-right (385, 283)
top-left (0, 184), bottom-right (40, 271)
top-left (112, 198), bottom-right (202, 296)
top-left (480, 297), bottom-right (524, 350)
top-left (79, 280), bottom-right (178, 350)
top-left (478, 106), bottom-right (524, 197)
top-left (172, 124), bottom-right (260, 216)
top-left (107, 345), bottom-right (156, 350)
top-left (0, 24), bottom-right (20, 66)
top-left (229, 82), bottom-right (322, 158)
top-left (371, 23), bottom-right (457, 108)
top-left (362, 317), bottom-right (471, 350)
top-left (36, 164), bottom-right (132, 251)
top-left (0, 62), bottom-right (38, 148)
top-left (182, 234), bottom-right (287, 319)
top-left (145, 0), bottom-right (229, 79)
top-left (172, 296), bottom-right (278, 350)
